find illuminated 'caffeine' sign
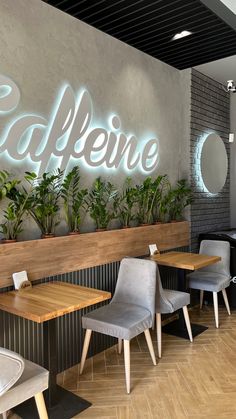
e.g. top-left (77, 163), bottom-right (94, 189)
top-left (0, 74), bottom-right (159, 175)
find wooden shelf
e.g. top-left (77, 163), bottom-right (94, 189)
top-left (0, 221), bottom-right (189, 288)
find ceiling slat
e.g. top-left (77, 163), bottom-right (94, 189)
top-left (111, 9), bottom-right (209, 41)
top-left (145, 32), bottom-right (236, 58)
top-left (170, 47), bottom-right (236, 69)
top-left (132, 20), bottom-right (225, 50)
top-left (43, 0), bottom-right (236, 70)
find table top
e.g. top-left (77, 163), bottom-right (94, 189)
top-left (0, 281), bottom-right (111, 323)
top-left (150, 251), bottom-right (221, 271)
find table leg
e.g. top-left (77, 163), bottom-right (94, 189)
top-left (43, 318), bottom-right (58, 407)
top-left (162, 268), bottom-right (208, 339)
top-left (14, 318), bottom-right (91, 419)
top-left (177, 268), bottom-right (186, 292)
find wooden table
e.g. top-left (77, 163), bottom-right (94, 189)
top-left (0, 281), bottom-right (111, 419)
top-left (150, 251), bottom-right (221, 271)
top-left (150, 251), bottom-right (221, 339)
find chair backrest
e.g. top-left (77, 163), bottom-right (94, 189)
top-left (155, 265), bottom-right (173, 313)
top-left (111, 258), bottom-right (156, 316)
top-left (199, 240), bottom-right (231, 277)
top-left (0, 348), bottom-right (24, 397)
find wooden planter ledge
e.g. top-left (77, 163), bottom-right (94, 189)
top-left (0, 221), bottom-right (189, 288)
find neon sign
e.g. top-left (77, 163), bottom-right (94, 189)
top-left (0, 74), bottom-right (159, 175)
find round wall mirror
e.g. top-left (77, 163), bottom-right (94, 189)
top-left (200, 133), bottom-right (228, 194)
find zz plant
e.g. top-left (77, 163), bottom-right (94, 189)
top-left (113, 177), bottom-right (137, 228)
top-left (88, 177), bottom-right (117, 230)
top-left (152, 174), bottom-right (170, 223)
top-left (0, 172), bottom-right (36, 241)
top-left (168, 179), bottom-right (193, 221)
top-left (136, 176), bottom-right (164, 225)
top-left (61, 166), bottom-right (88, 233)
top-left (0, 201), bottom-right (24, 241)
top-left (0, 170), bottom-right (19, 201)
top-left (28, 169), bottom-right (63, 237)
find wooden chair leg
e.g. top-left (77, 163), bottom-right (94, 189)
top-left (124, 340), bottom-right (130, 394)
top-left (152, 314), bottom-right (155, 331)
top-left (200, 290), bottom-right (204, 309)
top-left (222, 288), bottom-right (231, 315)
top-left (80, 329), bottom-right (92, 374)
top-left (144, 329), bottom-right (156, 366)
top-left (34, 392), bottom-right (48, 419)
top-left (213, 292), bottom-right (219, 328)
top-left (182, 306), bottom-right (193, 342)
top-left (118, 338), bottom-right (122, 354)
top-left (156, 313), bottom-right (162, 358)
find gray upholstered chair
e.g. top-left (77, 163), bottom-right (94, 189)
top-left (80, 258), bottom-right (157, 394)
top-left (155, 266), bottom-right (193, 358)
top-left (0, 347), bottom-right (49, 419)
top-left (187, 240), bottom-right (231, 328)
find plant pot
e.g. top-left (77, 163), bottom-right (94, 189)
top-left (1, 239), bottom-right (17, 244)
top-left (41, 233), bottom-right (55, 239)
top-left (68, 231), bottom-right (80, 235)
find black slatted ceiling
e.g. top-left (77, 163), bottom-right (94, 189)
top-left (44, 0), bottom-right (236, 69)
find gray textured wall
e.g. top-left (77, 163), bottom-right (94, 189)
top-left (190, 69), bottom-right (230, 251)
top-left (0, 0), bottom-right (192, 373)
top-left (0, 0), bottom-right (190, 239)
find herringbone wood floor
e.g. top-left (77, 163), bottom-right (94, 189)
top-left (59, 305), bottom-right (236, 419)
top-left (7, 305), bottom-right (236, 419)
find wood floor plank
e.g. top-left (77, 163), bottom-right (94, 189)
top-left (59, 306), bottom-right (236, 418)
top-left (8, 305), bottom-right (236, 418)
top-left (6, 306), bottom-right (236, 419)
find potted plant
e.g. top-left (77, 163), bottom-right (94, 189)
top-left (113, 177), bottom-right (137, 228)
top-left (88, 177), bottom-right (117, 230)
top-left (168, 179), bottom-right (193, 222)
top-left (152, 175), bottom-right (170, 224)
top-left (136, 177), bottom-right (162, 225)
top-left (61, 166), bottom-right (88, 234)
top-left (0, 172), bottom-right (36, 243)
top-left (28, 169), bottom-right (63, 238)
top-left (1, 201), bottom-right (23, 242)
top-left (159, 190), bottom-right (172, 223)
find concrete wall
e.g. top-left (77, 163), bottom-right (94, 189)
top-left (0, 0), bottom-right (190, 238)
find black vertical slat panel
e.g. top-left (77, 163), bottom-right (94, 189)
top-left (0, 249), bottom-right (187, 372)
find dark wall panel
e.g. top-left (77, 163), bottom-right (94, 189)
top-left (190, 69), bottom-right (230, 251)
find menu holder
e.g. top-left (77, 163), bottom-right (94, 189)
top-left (12, 271), bottom-right (32, 291)
top-left (149, 244), bottom-right (160, 256)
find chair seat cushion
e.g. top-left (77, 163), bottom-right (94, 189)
top-left (0, 348), bottom-right (24, 397)
top-left (159, 290), bottom-right (190, 314)
top-left (187, 271), bottom-right (230, 292)
top-left (82, 302), bottom-right (152, 340)
top-left (0, 359), bottom-right (49, 414)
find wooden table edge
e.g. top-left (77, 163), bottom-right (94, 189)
top-left (150, 252), bottom-right (221, 270)
top-left (0, 282), bottom-right (111, 323)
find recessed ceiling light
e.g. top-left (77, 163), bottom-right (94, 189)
top-left (172, 30), bottom-right (192, 41)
